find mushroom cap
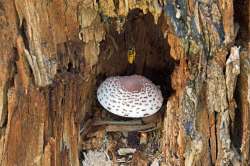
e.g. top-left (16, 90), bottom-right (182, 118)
top-left (97, 75), bottom-right (163, 118)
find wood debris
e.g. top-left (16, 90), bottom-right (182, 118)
top-left (82, 150), bottom-right (112, 166)
top-left (118, 148), bottom-right (136, 156)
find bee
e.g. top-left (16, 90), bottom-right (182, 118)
top-left (127, 47), bottom-right (136, 64)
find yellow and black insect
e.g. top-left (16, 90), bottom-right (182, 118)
top-left (127, 47), bottom-right (136, 64)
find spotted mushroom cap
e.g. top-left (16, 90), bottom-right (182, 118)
top-left (97, 75), bottom-right (163, 118)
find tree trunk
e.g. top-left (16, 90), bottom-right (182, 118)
top-left (0, 0), bottom-right (249, 165)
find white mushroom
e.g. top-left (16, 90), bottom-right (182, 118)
top-left (97, 75), bottom-right (163, 118)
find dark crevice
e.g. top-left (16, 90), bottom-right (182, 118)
top-left (19, 19), bottom-right (30, 52)
top-left (0, 84), bottom-right (8, 129)
top-left (232, 0), bottom-right (249, 153)
top-left (81, 8), bottom-right (178, 164)
top-left (17, 19), bottom-right (36, 84)
top-left (97, 9), bottom-right (176, 100)
top-left (233, 80), bottom-right (243, 150)
top-left (233, 0), bottom-right (249, 46)
top-left (214, 111), bottom-right (218, 160)
top-left (56, 41), bottom-right (84, 75)
top-left (67, 62), bottom-right (73, 72)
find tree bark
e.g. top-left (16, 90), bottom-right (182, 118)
top-left (0, 0), bottom-right (249, 166)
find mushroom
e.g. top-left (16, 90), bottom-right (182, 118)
top-left (97, 75), bottom-right (163, 118)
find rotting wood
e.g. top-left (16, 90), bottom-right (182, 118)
top-left (15, 0), bottom-right (57, 87)
top-left (0, 0), bottom-right (248, 165)
top-left (162, 0), bottom-right (248, 165)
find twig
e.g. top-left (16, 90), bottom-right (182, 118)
top-left (93, 120), bottom-right (143, 126)
top-left (105, 123), bottom-right (157, 132)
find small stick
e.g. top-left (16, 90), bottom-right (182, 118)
top-left (105, 123), bottom-right (157, 132)
top-left (93, 120), bottom-right (143, 126)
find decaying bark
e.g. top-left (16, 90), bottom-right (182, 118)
top-left (0, 0), bottom-right (249, 165)
top-left (161, 1), bottom-right (249, 166)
